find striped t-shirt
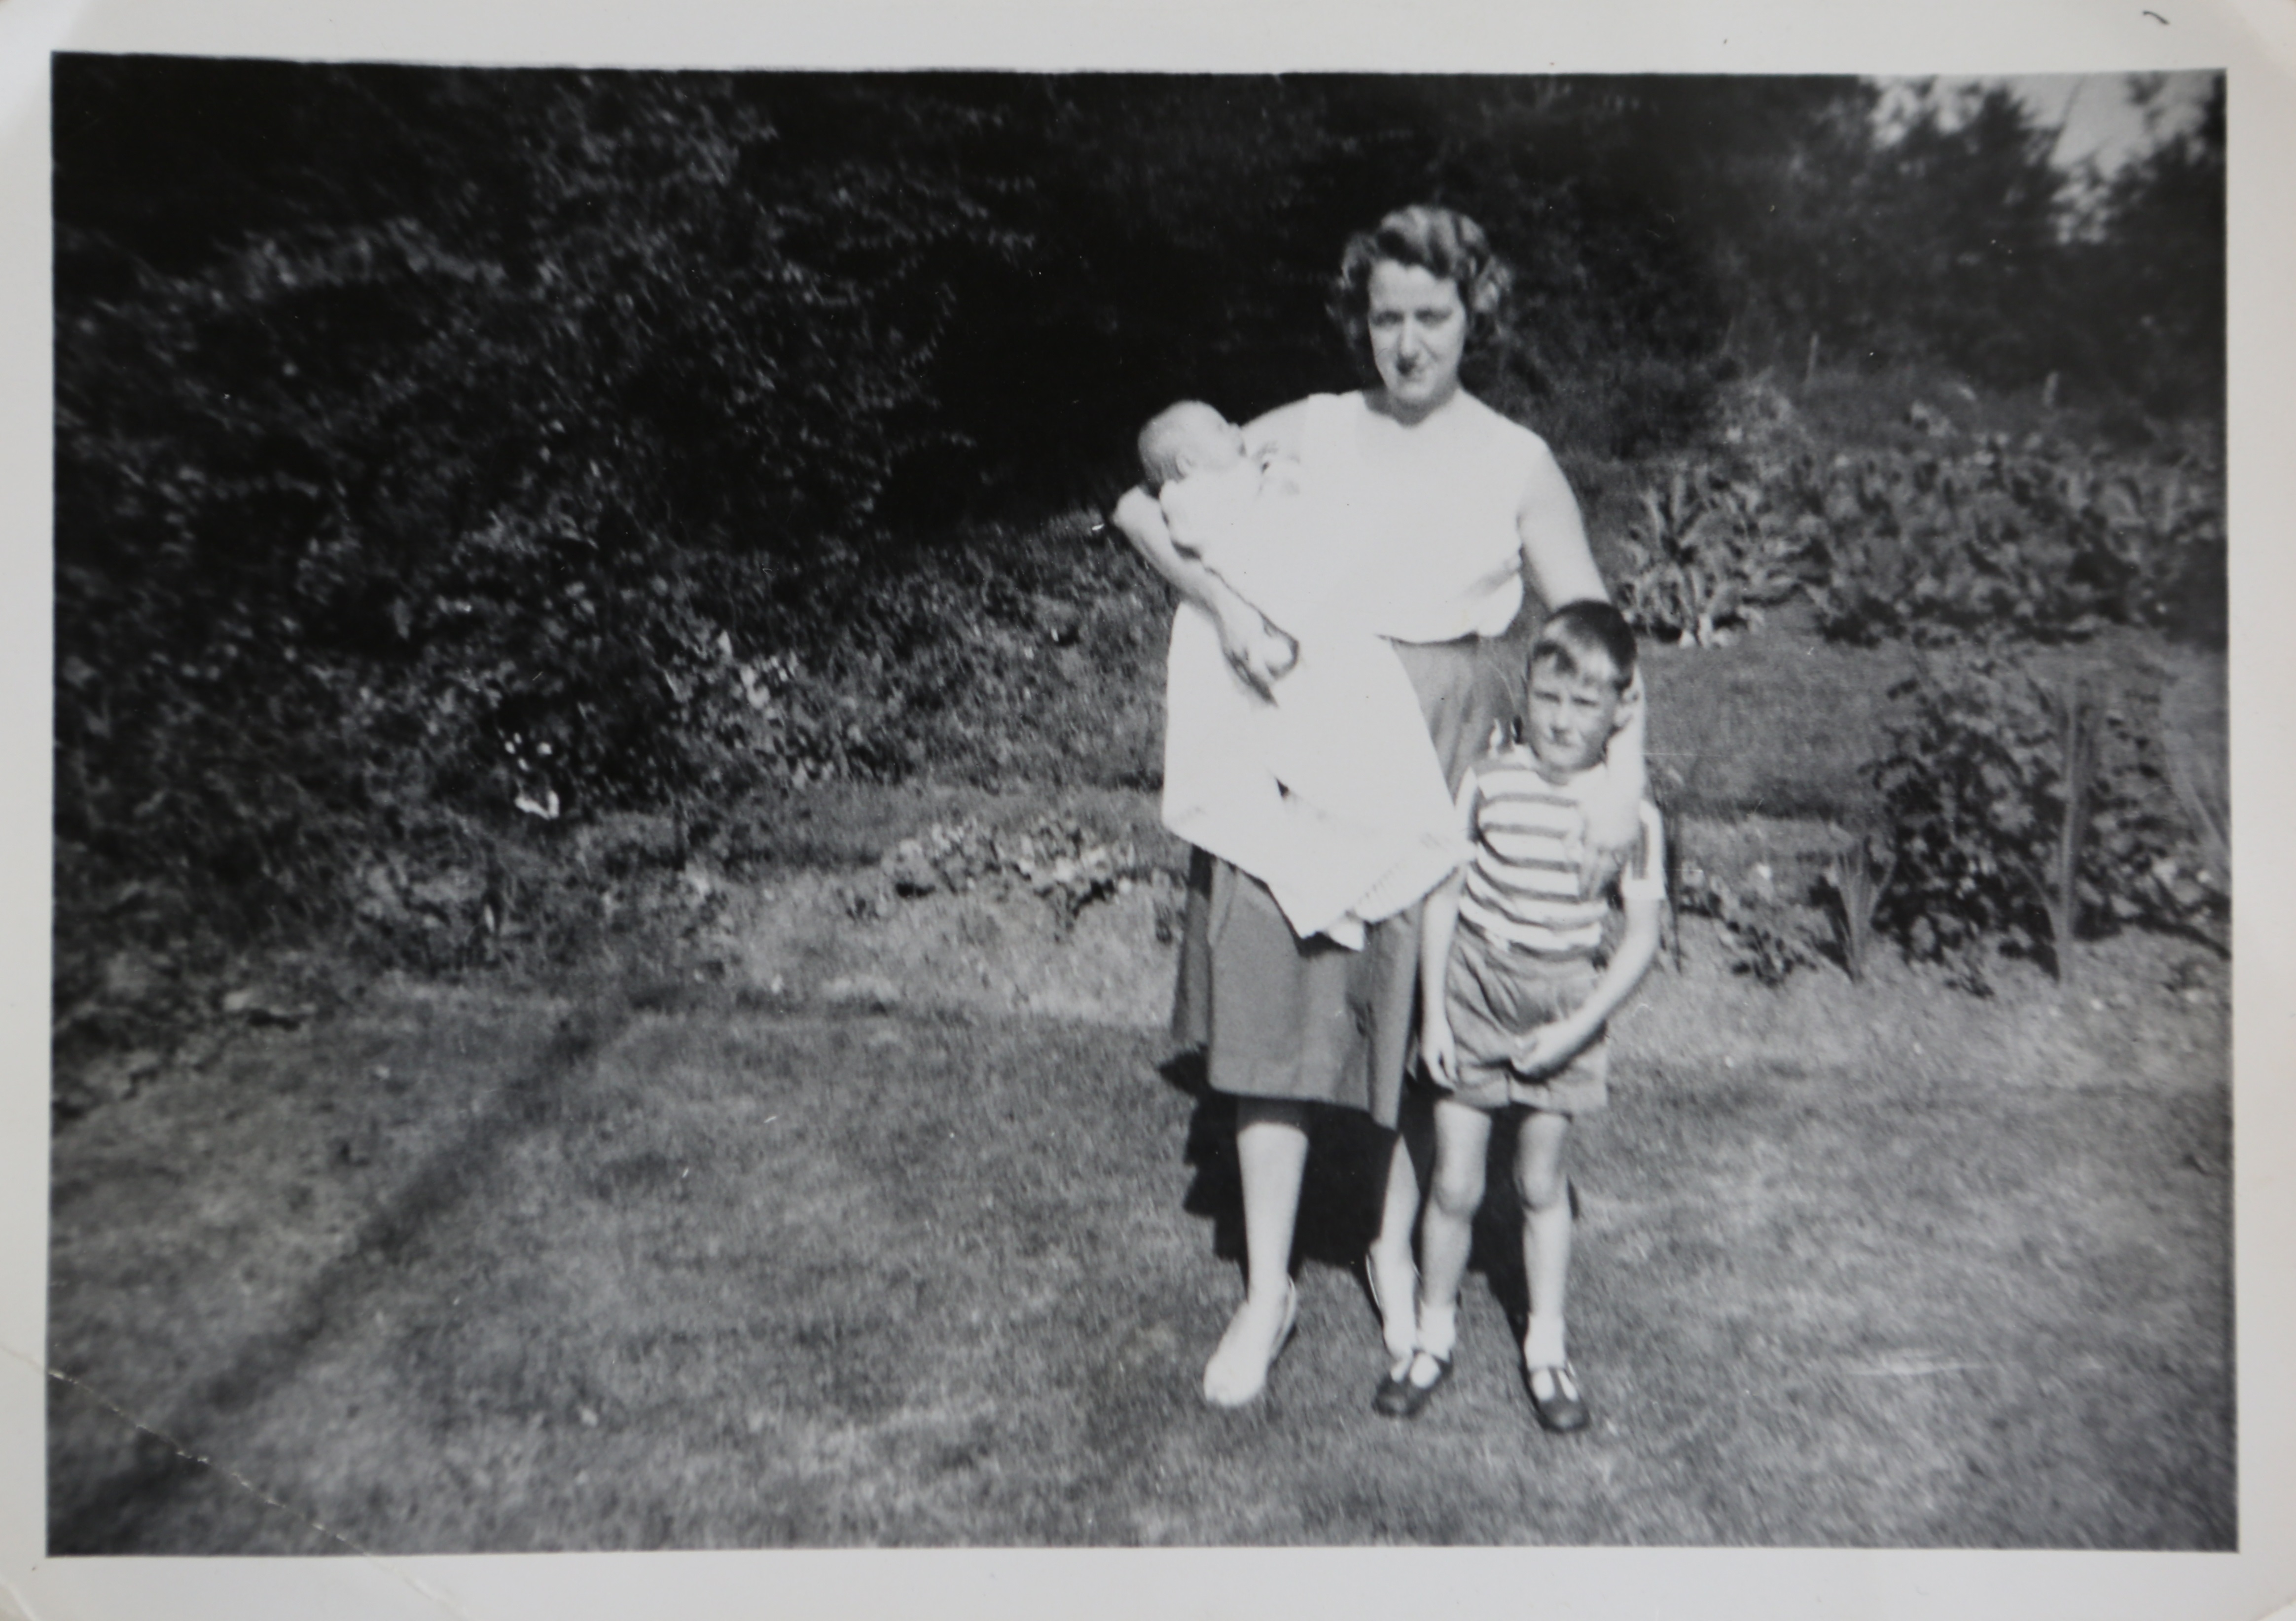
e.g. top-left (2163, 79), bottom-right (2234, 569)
top-left (1456, 746), bottom-right (1666, 959)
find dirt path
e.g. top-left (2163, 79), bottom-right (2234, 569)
top-left (45, 870), bottom-right (2232, 1551)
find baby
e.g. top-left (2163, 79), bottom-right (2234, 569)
top-left (1140, 399), bottom-right (1463, 947)
top-left (1137, 400), bottom-right (1316, 678)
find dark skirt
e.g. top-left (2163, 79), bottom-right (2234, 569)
top-left (1171, 634), bottom-right (1523, 1129)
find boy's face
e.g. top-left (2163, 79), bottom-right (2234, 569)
top-left (1524, 654), bottom-right (1626, 775)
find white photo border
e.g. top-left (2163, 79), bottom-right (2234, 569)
top-left (3, 3), bottom-right (2290, 1618)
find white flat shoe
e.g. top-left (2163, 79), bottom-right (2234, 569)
top-left (1202, 1281), bottom-right (1299, 1409)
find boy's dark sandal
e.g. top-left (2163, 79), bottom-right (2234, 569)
top-left (1524, 1362), bottom-right (1589, 1433)
top-left (1373, 1349), bottom-right (1453, 1419)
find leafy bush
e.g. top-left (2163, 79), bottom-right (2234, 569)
top-left (1801, 438), bottom-right (2224, 646)
top-left (1614, 461), bottom-right (1821, 646)
top-left (1674, 860), bottom-right (1822, 987)
top-left (52, 506), bottom-right (1168, 1006)
top-left (1605, 433), bottom-right (2223, 656)
top-left (871, 814), bottom-right (1148, 932)
top-left (1869, 651), bottom-right (2225, 982)
top-left (51, 66), bottom-right (1058, 1006)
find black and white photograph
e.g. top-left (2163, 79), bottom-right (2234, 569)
top-left (4, 2), bottom-right (2293, 1618)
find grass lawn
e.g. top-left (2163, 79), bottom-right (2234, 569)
top-left (680, 619), bottom-right (2217, 886)
top-left (1638, 609), bottom-right (2213, 822)
top-left (46, 907), bottom-right (2230, 1551)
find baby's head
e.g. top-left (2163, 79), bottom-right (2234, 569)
top-left (1138, 400), bottom-right (1247, 492)
top-left (1523, 600), bottom-right (1638, 775)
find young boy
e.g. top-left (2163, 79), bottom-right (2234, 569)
top-left (1140, 399), bottom-right (1464, 948)
top-left (1376, 599), bottom-right (1664, 1431)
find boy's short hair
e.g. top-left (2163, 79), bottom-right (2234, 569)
top-left (1137, 400), bottom-right (1223, 492)
top-left (1529, 599), bottom-right (1637, 692)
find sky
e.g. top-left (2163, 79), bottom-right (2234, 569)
top-left (1879, 71), bottom-right (2218, 175)
top-left (2011, 70), bottom-right (2215, 169)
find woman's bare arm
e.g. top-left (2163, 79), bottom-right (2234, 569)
top-left (1514, 445), bottom-right (1607, 610)
top-left (1514, 441), bottom-right (1649, 846)
top-left (1109, 487), bottom-right (1292, 695)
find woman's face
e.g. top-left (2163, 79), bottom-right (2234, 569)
top-left (1365, 258), bottom-right (1468, 415)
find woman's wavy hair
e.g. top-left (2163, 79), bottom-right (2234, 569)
top-left (1329, 205), bottom-right (1515, 386)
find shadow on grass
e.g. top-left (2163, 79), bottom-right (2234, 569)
top-left (46, 999), bottom-right (635, 1554)
top-left (1158, 1052), bottom-right (1540, 1331)
top-left (47, 970), bottom-right (2232, 1549)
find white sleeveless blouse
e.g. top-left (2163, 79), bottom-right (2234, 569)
top-left (1295, 390), bottom-right (1543, 644)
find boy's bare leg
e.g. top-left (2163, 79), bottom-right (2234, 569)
top-left (1368, 1123), bottom-right (1424, 1368)
top-left (1415, 1098), bottom-right (1495, 1364)
top-left (1516, 1110), bottom-right (1574, 1369)
top-left (1203, 1098), bottom-right (1308, 1405)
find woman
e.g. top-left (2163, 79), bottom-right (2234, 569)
top-left (1112, 205), bottom-right (1645, 1407)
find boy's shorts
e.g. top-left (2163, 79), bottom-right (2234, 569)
top-left (1437, 924), bottom-right (1609, 1116)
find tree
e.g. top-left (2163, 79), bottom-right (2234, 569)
top-left (2079, 74), bottom-right (2224, 415)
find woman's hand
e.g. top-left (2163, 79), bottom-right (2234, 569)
top-left (1216, 601), bottom-right (1297, 698)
